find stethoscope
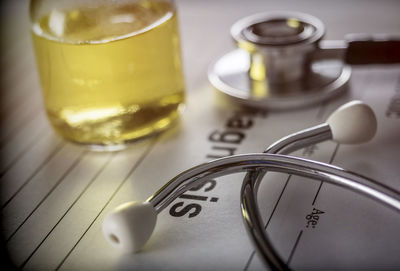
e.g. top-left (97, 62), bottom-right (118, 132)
top-left (101, 12), bottom-right (400, 271)
top-left (102, 100), bottom-right (400, 270)
top-left (208, 11), bottom-right (400, 110)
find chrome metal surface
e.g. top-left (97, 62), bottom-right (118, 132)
top-left (232, 12), bottom-right (324, 46)
top-left (250, 123), bottom-right (332, 194)
top-left (240, 123), bottom-right (331, 270)
top-left (231, 12), bottom-right (325, 83)
top-left (208, 49), bottom-right (351, 110)
top-left (266, 123), bottom-right (331, 154)
top-left (314, 40), bottom-right (347, 61)
top-left (147, 153), bottom-right (400, 213)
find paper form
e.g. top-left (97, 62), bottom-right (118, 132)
top-left (1, 0), bottom-right (400, 270)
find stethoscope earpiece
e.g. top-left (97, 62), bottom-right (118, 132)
top-left (102, 201), bottom-right (157, 254)
top-left (326, 100), bottom-right (377, 144)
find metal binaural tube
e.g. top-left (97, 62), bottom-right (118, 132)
top-left (147, 153), bottom-right (400, 214)
top-left (147, 123), bottom-right (332, 212)
top-left (240, 123), bottom-right (332, 270)
top-left (241, 118), bottom-right (376, 270)
top-left (266, 123), bottom-right (331, 154)
top-left (146, 152), bottom-right (400, 271)
top-left (146, 121), bottom-right (398, 271)
top-left (145, 116), bottom-right (398, 271)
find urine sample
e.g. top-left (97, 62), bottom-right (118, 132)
top-left (30, 0), bottom-right (185, 149)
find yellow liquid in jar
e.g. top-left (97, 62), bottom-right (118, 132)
top-left (31, 1), bottom-right (185, 147)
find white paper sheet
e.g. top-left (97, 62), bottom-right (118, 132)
top-left (1, 1), bottom-right (400, 270)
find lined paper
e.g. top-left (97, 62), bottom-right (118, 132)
top-left (1, 1), bottom-right (399, 270)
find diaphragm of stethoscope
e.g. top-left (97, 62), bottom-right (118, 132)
top-left (209, 48), bottom-right (351, 110)
top-left (208, 11), bottom-right (400, 110)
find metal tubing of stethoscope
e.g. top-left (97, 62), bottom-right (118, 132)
top-left (266, 123), bottom-right (331, 155)
top-left (240, 160), bottom-right (400, 271)
top-left (242, 124), bottom-right (333, 270)
top-left (240, 122), bottom-right (386, 270)
top-left (249, 123), bottom-right (331, 194)
top-left (147, 123), bottom-right (331, 212)
top-left (146, 122), bottom-right (399, 271)
top-left (240, 124), bottom-right (332, 270)
top-left (147, 154), bottom-right (400, 214)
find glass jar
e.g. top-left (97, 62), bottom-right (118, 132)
top-left (30, 0), bottom-right (185, 150)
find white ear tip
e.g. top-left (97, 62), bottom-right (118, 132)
top-left (102, 201), bottom-right (157, 254)
top-left (326, 100), bottom-right (377, 144)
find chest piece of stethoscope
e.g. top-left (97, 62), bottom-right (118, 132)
top-left (208, 11), bottom-right (351, 110)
